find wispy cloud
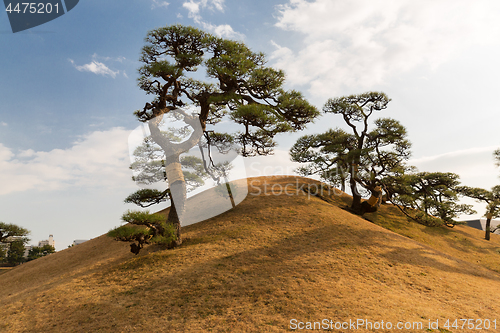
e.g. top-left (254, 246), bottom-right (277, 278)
top-left (69, 59), bottom-right (119, 78)
top-left (201, 22), bottom-right (244, 39)
top-left (409, 146), bottom-right (499, 189)
top-left (182, 0), bottom-right (244, 39)
top-left (272, 0), bottom-right (500, 98)
top-left (410, 146), bottom-right (499, 165)
top-left (151, 0), bottom-right (169, 9)
top-left (1, 122), bottom-right (7, 127)
top-left (69, 54), bottom-right (125, 78)
top-left (0, 128), bottom-right (133, 196)
top-left (183, 0), bottom-right (224, 21)
top-left (91, 53), bottom-right (126, 63)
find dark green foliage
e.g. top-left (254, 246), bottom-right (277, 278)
top-left (134, 24), bottom-right (319, 156)
top-left (290, 92), bottom-right (411, 212)
top-left (457, 185), bottom-right (500, 240)
top-left (0, 222), bottom-right (30, 265)
top-left (149, 223), bottom-right (177, 246)
top-left (290, 128), bottom-right (353, 191)
top-left (121, 210), bottom-right (166, 225)
top-left (108, 224), bottom-right (151, 241)
top-left (323, 92), bottom-right (391, 119)
top-left (0, 222), bottom-right (30, 245)
top-left (108, 211), bottom-right (177, 254)
top-left (27, 245), bottom-right (55, 261)
top-left (6, 240), bottom-right (25, 266)
top-left (124, 189), bottom-right (170, 208)
top-left (118, 24), bottom-right (318, 253)
top-left (384, 172), bottom-right (475, 227)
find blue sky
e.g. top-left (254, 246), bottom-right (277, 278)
top-left (1, 0), bottom-right (499, 250)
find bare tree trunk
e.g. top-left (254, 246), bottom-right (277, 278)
top-left (226, 182), bottom-right (236, 208)
top-left (166, 198), bottom-right (181, 247)
top-left (485, 217), bottom-right (492, 241)
top-left (350, 177), bottom-right (362, 212)
top-left (167, 180), bottom-right (186, 247)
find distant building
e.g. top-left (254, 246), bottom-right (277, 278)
top-left (0, 242), bottom-right (8, 257)
top-left (72, 239), bottom-right (89, 246)
top-left (23, 245), bottom-right (32, 258)
top-left (464, 219), bottom-right (500, 234)
top-left (38, 234), bottom-right (55, 248)
top-left (23, 235), bottom-right (56, 257)
top-left (1, 235), bottom-right (55, 258)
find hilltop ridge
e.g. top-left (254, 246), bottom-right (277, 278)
top-left (1, 176), bottom-right (500, 332)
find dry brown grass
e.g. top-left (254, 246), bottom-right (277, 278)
top-left (1, 176), bottom-right (500, 332)
top-left (0, 267), bottom-right (13, 276)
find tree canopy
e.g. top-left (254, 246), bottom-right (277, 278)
top-left (291, 92), bottom-right (411, 213)
top-left (1, 222), bottom-right (30, 266)
top-left (457, 151), bottom-right (500, 240)
top-left (111, 24), bottom-right (318, 252)
top-left (27, 244), bottom-right (56, 261)
top-left (384, 171), bottom-right (475, 227)
top-left (0, 222), bottom-right (30, 245)
top-left (6, 240), bottom-right (26, 266)
top-left (134, 24), bottom-right (318, 156)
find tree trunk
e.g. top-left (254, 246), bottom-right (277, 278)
top-left (167, 198), bottom-right (182, 247)
top-left (350, 162), bottom-right (362, 212)
top-left (165, 157), bottom-right (186, 248)
top-left (226, 182), bottom-right (236, 208)
top-left (350, 177), bottom-right (362, 212)
top-left (485, 217), bottom-right (492, 241)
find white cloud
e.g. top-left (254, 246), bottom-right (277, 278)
top-left (91, 53), bottom-right (126, 63)
top-left (1, 122), bottom-right (7, 126)
top-left (0, 128), bottom-right (133, 196)
top-left (0, 143), bottom-right (14, 162)
top-left (201, 22), bottom-right (244, 39)
top-left (69, 54), bottom-right (126, 78)
top-left (71, 60), bottom-right (119, 78)
top-left (182, 0), bottom-right (243, 39)
top-left (183, 0), bottom-right (225, 22)
top-left (410, 146), bottom-right (499, 189)
top-left (151, 0), bottom-right (169, 9)
top-left (183, 0), bottom-right (201, 20)
top-left (272, 0), bottom-right (500, 97)
top-left (410, 146), bottom-right (499, 165)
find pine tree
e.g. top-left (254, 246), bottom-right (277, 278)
top-left (122, 24), bottom-right (318, 249)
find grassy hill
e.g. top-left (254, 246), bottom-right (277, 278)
top-left (1, 176), bottom-right (500, 332)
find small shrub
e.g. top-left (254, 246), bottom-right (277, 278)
top-left (108, 225), bottom-right (149, 241)
top-left (108, 211), bottom-right (177, 254)
top-left (150, 222), bottom-right (177, 245)
top-left (121, 210), bottom-right (165, 225)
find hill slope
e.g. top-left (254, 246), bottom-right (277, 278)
top-left (1, 176), bottom-right (500, 332)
